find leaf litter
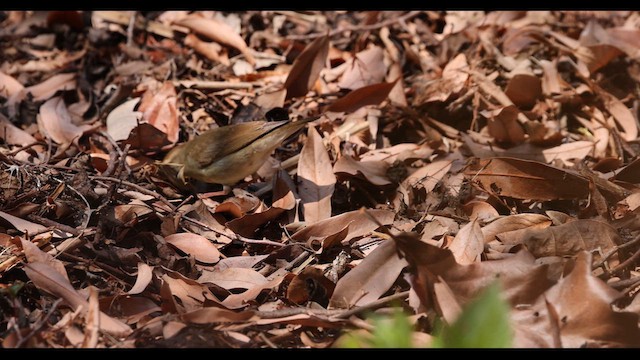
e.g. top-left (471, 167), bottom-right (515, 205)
top-left (1, 10), bottom-right (640, 348)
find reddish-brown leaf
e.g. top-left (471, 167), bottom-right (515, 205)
top-left (465, 157), bottom-right (590, 201)
top-left (326, 80), bottom-right (398, 113)
top-left (483, 105), bottom-right (526, 144)
top-left (504, 74), bottom-right (542, 109)
top-left (283, 35), bottom-right (330, 99)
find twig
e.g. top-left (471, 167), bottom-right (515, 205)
top-left (89, 176), bottom-right (177, 212)
top-left (14, 299), bottom-right (63, 348)
top-left (181, 215), bottom-right (286, 247)
top-left (593, 235), bottom-right (640, 270)
top-left (26, 215), bottom-right (85, 237)
top-left (174, 80), bottom-right (254, 90)
top-left (286, 11), bottom-right (422, 40)
top-left (254, 290), bottom-right (410, 319)
top-left (603, 245), bottom-right (640, 278)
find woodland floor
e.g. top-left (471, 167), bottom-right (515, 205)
top-left (1, 11), bottom-right (640, 348)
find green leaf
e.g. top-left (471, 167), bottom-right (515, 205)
top-left (336, 307), bottom-right (414, 348)
top-left (432, 281), bottom-right (513, 348)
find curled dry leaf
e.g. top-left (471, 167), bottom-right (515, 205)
top-left (164, 233), bottom-right (221, 264)
top-left (160, 271), bottom-right (224, 314)
top-left (284, 35), bottom-right (330, 99)
top-left (291, 209), bottom-right (394, 244)
top-left (481, 213), bottom-right (552, 244)
top-left (333, 155), bottom-right (392, 186)
top-left (127, 262), bottom-right (154, 295)
top-left (177, 15), bottom-right (255, 65)
top-left (465, 157), bottom-right (590, 201)
top-left (297, 126), bottom-right (336, 224)
top-left (329, 239), bottom-right (408, 309)
top-left (38, 96), bottom-right (94, 145)
top-left (184, 33), bottom-right (230, 66)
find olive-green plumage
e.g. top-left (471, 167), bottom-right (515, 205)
top-left (161, 117), bottom-right (318, 186)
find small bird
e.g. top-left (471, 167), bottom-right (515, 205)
top-left (160, 116), bottom-right (319, 187)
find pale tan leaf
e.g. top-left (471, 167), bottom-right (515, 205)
top-left (184, 33), bottom-right (230, 66)
top-left (334, 155), bottom-right (392, 186)
top-left (0, 210), bottom-right (71, 238)
top-left (291, 209), bottom-right (394, 243)
top-left (81, 287), bottom-right (100, 348)
top-left (329, 239), bottom-right (407, 308)
top-left (297, 126), bottom-right (336, 224)
top-left (338, 46), bottom-right (386, 90)
top-left (165, 233), bottom-right (221, 264)
top-left (38, 96), bottom-right (94, 145)
top-left (0, 70), bottom-right (24, 98)
top-left (198, 268), bottom-right (268, 290)
top-left (105, 98), bottom-right (142, 142)
top-left (177, 16), bottom-right (255, 65)
top-left (0, 113), bottom-right (37, 146)
top-left (21, 238), bottom-right (69, 282)
top-left (448, 219), bottom-right (484, 265)
top-left (481, 213), bottom-right (552, 244)
top-left (127, 262), bottom-right (153, 295)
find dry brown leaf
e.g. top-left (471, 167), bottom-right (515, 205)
top-left (164, 233), bottom-right (221, 264)
top-left (543, 252), bottom-right (640, 347)
top-left (395, 232), bottom-right (552, 307)
top-left (481, 213), bottom-right (552, 244)
top-left (613, 157), bottom-right (640, 183)
top-left (177, 15), bottom-right (255, 65)
top-left (0, 70), bottom-right (24, 98)
top-left (501, 219), bottom-right (620, 263)
top-left (448, 219), bottom-right (484, 265)
top-left (326, 80), bottom-right (398, 113)
top-left (138, 82), bottom-right (179, 144)
top-left (184, 33), bottom-right (230, 66)
top-left (334, 155), bottom-right (392, 186)
top-left (38, 96), bottom-right (94, 145)
top-left (0, 113), bottom-right (37, 146)
top-left (160, 271), bottom-right (223, 314)
top-left (504, 73), bottom-right (542, 109)
top-left (24, 262), bottom-right (132, 336)
top-left (291, 209), bottom-right (394, 244)
top-left (82, 287), bottom-right (100, 348)
top-left (222, 274), bottom-right (285, 309)
top-left (283, 35), bottom-right (330, 99)
top-left (338, 46), bottom-right (386, 90)
top-left (21, 238), bottom-right (69, 282)
top-left (287, 267), bottom-right (336, 304)
top-left (127, 262), bottom-right (153, 295)
top-left (483, 105), bottom-right (526, 144)
top-left (198, 268), bottom-right (268, 290)
top-left (538, 59), bottom-right (564, 95)
top-left (466, 157), bottom-right (590, 201)
top-left (462, 133), bottom-right (594, 163)
top-left (0, 210), bottom-right (70, 238)
top-left (329, 239), bottom-right (408, 309)
top-left (105, 98), bottom-right (142, 142)
top-left (298, 126), bottom-right (336, 224)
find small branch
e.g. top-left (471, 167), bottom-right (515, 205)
top-left (174, 80), bottom-right (254, 90)
top-left (181, 215), bottom-right (286, 247)
top-left (89, 176), bottom-right (177, 212)
top-left (286, 11), bottom-right (422, 40)
top-left (255, 290), bottom-right (410, 319)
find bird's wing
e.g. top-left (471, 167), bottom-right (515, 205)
top-left (189, 120), bottom-right (290, 168)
